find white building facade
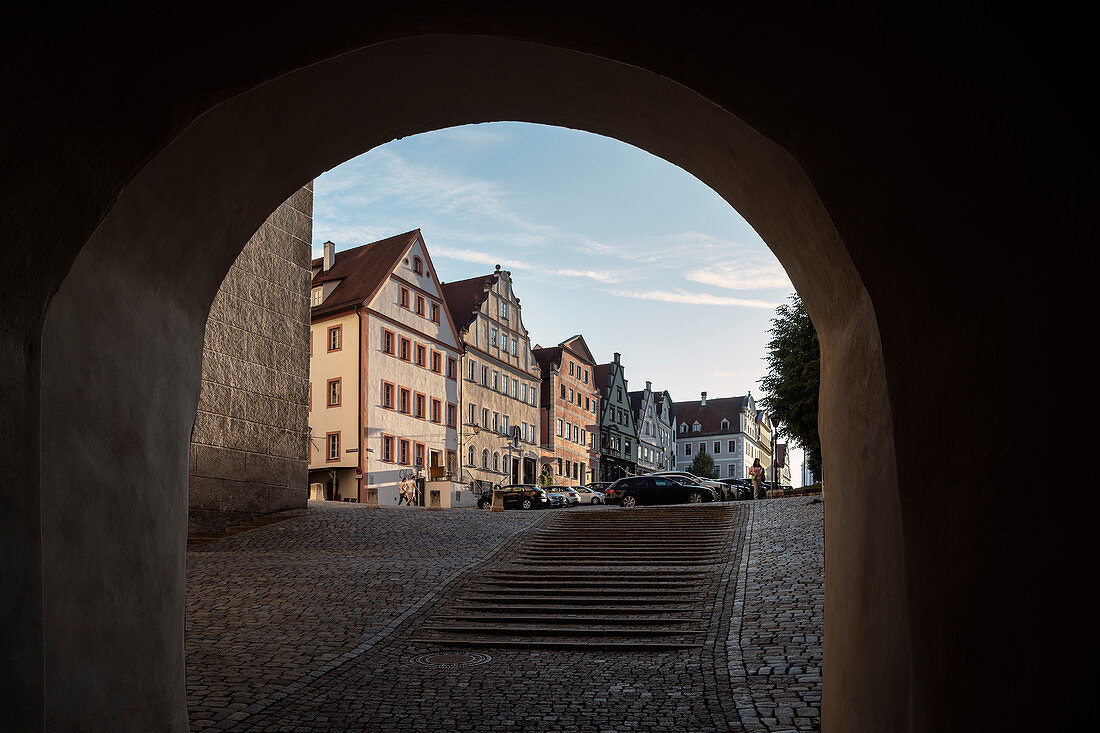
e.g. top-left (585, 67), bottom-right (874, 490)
top-left (673, 391), bottom-right (773, 480)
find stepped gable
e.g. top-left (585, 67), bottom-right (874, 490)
top-left (310, 229), bottom-right (421, 317)
top-left (673, 395), bottom-right (746, 438)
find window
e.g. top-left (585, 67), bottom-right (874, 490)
top-left (415, 295), bottom-right (425, 316)
top-left (415, 344), bottom-right (426, 367)
top-left (311, 287), bottom-right (323, 306)
top-left (430, 302), bottom-right (439, 323)
top-left (431, 398), bottom-right (442, 424)
top-left (502, 415), bottom-right (510, 435)
top-left (586, 396), bottom-right (590, 410)
top-left (415, 393), bottom-right (426, 419)
top-left (560, 383), bottom-right (566, 399)
top-left (493, 452), bottom-right (500, 472)
top-left (482, 366), bottom-right (489, 386)
top-left (399, 286), bottom-right (410, 308)
top-left (327, 378), bottom-right (341, 407)
top-left (415, 443), bottom-right (425, 468)
top-left (382, 329), bottom-right (394, 354)
top-left (447, 357), bottom-right (457, 379)
top-left (482, 449), bottom-right (490, 469)
top-left (468, 445), bottom-right (475, 466)
top-left (398, 388), bottom-right (410, 414)
top-left (721, 418), bottom-right (730, 431)
top-left (490, 328), bottom-right (498, 348)
top-left (381, 381), bottom-right (395, 409)
top-left (692, 422), bottom-right (701, 432)
top-left (521, 383), bottom-right (527, 402)
top-left (381, 435), bottom-right (394, 462)
top-left (326, 432), bottom-right (340, 461)
top-left (501, 374), bottom-right (509, 394)
top-left (556, 419), bottom-right (563, 437)
top-left (714, 441), bottom-right (721, 454)
top-left (446, 450), bottom-right (456, 474)
top-left (698, 442), bottom-right (705, 455)
top-left (482, 408), bottom-right (490, 429)
top-left (327, 325), bottom-right (342, 352)
top-left (569, 361), bottom-right (575, 376)
top-left (511, 338), bottom-right (517, 356)
top-left (413, 255), bottom-right (423, 275)
top-left (499, 299), bottom-right (508, 319)
top-left (468, 403), bottom-right (476, 424)
top-left (491, 370), bottom-right (498, 390)
top-left (569, 388), bottom-right (574, 403)
top-left (399, 337), bottom-right (411, 361)
top-left (680, 424), bottom-right (686, 433)
top-left (583, 368), bottom-right (589, 384)
top-left (492, 412), bottom-right (499, 433)
top-left (557, 457), bottom-right (563, 475)
top-left (430, 350), bottom-right (441, 373)
top-left (399, 439), bottom-right (410, 465)
top-left (729, 464), bottom-right (737, 477)
top-left (685, 443), bottom-right (692, 455)
top-left (447, 403), bottom-right (457, 428)
top-left (729, 440), bottom-right (736, 453)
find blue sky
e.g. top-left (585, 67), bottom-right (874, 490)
top-left (312, 122), bottom-right (804, 480)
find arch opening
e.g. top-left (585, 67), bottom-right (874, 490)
top-left (38, 34), bottom-right (900, 731)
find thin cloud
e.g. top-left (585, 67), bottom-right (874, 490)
top-left (433, 246), bottom-right (621, 284)
top-left (684, 261), bottom-right (792, 290)
top-left (610, 288), bottom-right (780, 309)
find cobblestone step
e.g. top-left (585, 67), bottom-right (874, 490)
top-left (458, 594), bottom-right (701, 605)
top-left (423, 624), bottom-right (700, 637)
top-left (449, 605), bottom-right (699, 615)
top-left (412, 638), bottom-right (705, 651)
top-left (437, 614), bottom-right (700, 624)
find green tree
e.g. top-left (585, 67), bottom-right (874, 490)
top-left (689, 449), bottom-right (718, 479)
top-left (759, 294), bottom-right (823, 479)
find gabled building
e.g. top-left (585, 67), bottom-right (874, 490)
top-left (628, 381), bottom-right (676, 473)
top-left (441, 266), bottom-right (541, 492)
top-left (595, 353), bottom-right (638, 481)
top-left (673, 391), bottom-right (773, 480)
top-left (307, 230), bottom-right (463, 505)
top-left (532, 335), bottom-right (600, 485)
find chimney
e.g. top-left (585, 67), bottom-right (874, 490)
top-left (613, 352), bottom-right (620, 364)
top-left (323, 240), bottom-right (335, 272)
top-left (701, 391), bottom-right (707, 406)
top-left (646, 380), bottom-right (652, 392)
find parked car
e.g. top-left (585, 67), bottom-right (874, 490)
top-left (476, 484), bottom-right (552, 510)
top-left (604, 476), bottom-right (718, 507)
top-left (647, 471), bottom-right (730, 500)
top-left (587, 481), bottom-right (612, 493)
top-left (544, 485), bottom-right (580, 507)
top-left (571, 485), bottom-right (606, 504)
top-left (720, 478), bottom-right (755, 500)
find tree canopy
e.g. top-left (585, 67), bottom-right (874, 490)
top-left (759, 294), bottom-right (823, 479)
top-left (689, 449), bottom-right (718, 479)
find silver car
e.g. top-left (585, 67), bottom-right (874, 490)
top-left (545, 485), bottom-right (580, 506)
top-left (571, 485), bottom-right (606, 504)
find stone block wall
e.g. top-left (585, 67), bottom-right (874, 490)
top-left (189, 185), bottom-right (313, 532)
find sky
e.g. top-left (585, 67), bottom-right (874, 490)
top-left (311, 122), bottom-right (805, 482)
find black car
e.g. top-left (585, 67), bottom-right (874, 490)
top-left (720, 478), bottom-right (755, 500)
top-left (604, 476), bottom-right (718, 507)
top-left (476, 484), bottom-right (552, 510)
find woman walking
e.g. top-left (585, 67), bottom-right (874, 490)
top-left (749, 458), bottom-right (766, 500)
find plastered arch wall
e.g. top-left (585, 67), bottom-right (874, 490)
top-left (4, 11), bottom-right (1092, 733)
top-left (40, 35), bottom-right (896, 731)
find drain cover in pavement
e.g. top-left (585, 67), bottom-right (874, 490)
top-left (411, 652), bottom-right (492, 668)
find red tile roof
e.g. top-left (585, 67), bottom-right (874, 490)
top-left (440, 274), bottom-right (496, 332)
top-left (673, 396), bottom-right (746, 437)
top-left (310, 230), bottom-right (421, 317)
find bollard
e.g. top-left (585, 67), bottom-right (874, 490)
top-left (490, 489), bottom-right (505, 512)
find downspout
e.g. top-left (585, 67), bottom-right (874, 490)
top-left (357, 306), bottom-right (364, 503)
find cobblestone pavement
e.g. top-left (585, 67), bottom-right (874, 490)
top-left (186, 497), bottom-right (824, 731)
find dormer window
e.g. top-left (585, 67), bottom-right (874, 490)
top-left (720, 418), bottom-right (730, 431)
top-left (692, 422), bottom-right (701, 432)
top-left (680, 424), bottom-right (687, 434)
top-left (413, 256), bottom-right (423, 275)
top-left (311, 287), bottom-right (323, 306)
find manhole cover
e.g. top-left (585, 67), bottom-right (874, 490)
top-left (411, 652), bottom-right (492, 668)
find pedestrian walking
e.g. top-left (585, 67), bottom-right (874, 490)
top-left (749, 458), bottom-right (766, 499)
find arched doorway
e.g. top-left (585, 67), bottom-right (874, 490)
top-left (5, 11), bottom-right (1092, 732)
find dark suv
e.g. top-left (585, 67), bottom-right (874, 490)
top-left (476, 484), bottom-right (552, 510)
top-left (604, 476), bottom-right (718, 507)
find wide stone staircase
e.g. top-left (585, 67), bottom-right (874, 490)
top-left (415, 505), bottom-right (737, 650)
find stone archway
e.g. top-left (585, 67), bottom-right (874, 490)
top-left (3, 9), bottom-right (1093, 732)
